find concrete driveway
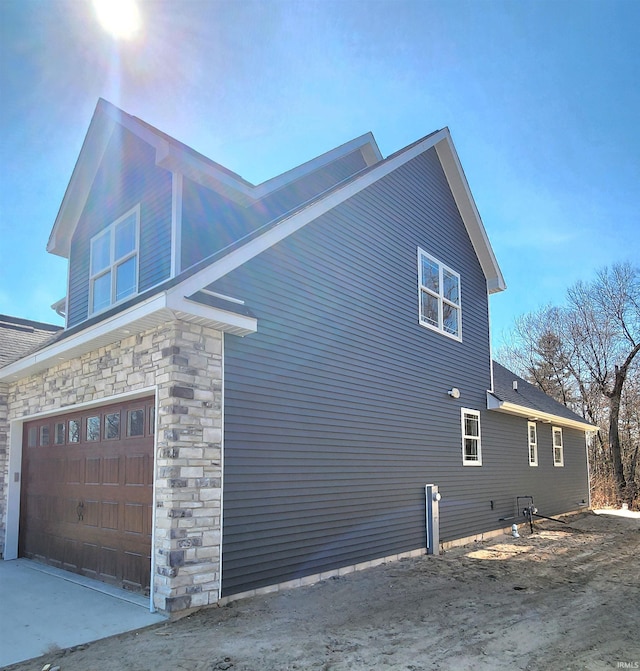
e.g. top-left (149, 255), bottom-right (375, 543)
top-left (0, 559), bottom-right (166, 667)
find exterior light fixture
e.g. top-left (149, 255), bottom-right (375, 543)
top-left (448, 388), bottom-right (460, 399)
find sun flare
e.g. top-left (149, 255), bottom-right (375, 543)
top-left (93, 0), bottom-right (141, 39)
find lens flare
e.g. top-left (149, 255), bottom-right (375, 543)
top-left (93, 0), bottom-right (141, 40)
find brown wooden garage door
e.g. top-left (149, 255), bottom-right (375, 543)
top-left (19, 397), bottom-right (155, 593)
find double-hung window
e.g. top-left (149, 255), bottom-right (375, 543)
top-left (90, 206), bottom-right (139, 314)
top-left (552, 427), bottom-right (564, 467)
top-left (418, 248), bottom-right (461, 340)
top-left (528, 422), bottom-right (538, 466)
top-left (461, 408), bottom-right (482, 465)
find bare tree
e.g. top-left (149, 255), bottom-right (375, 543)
top-left (499, 263), bottom-right (640, 505)
top-left (566, 264), bottom-right (640, 503)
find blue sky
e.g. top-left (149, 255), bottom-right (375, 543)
top-left (1, 0), bottom-right (638, 349)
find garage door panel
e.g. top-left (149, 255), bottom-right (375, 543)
top-left (62, 538), bottom-right (80, 571)
top-left (85, 458), bottom-right (101, 485)
top-left (66, 458), bottom-right (82, 484)
top-left (19, 397), bottom-right (154, 593)
top-left (61, 497), bottom-right (78, 524)
top-left (82, 543), bottom-right (99, 576)
top-left (103, 457), bottom-right (120, 485)
top-left (101, 547), bottom-right (118, 580)
top-left (101, 501), bottom-right (120, 530)
top-left (48, 535), bottom-right (64, 568)
top-left (84, 499), bottom-right (100, 526)
top-left (122, 551), bottom-right (148, 591)
top-left (124, 503), bottom-right (145, 534)
top-left (125, 454), bottom-right (147, 486)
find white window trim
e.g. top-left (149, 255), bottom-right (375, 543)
top-left (552, 426), bottom-right (564, 467)
top-left (528, 421), bottom-right (538, 467)
top-left (461, 408), bottom-right (482, 466)
top-left (417, 248), bottom-right (462, 341)
top-left (89, 205), bottom-right (140, 315)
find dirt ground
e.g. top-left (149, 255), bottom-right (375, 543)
top-left (8, 510), bottom-right (640, 671)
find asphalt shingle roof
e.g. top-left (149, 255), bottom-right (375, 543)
top-left (0, 315), bottom-right (62, 369)
top-left (492, 361), bottom-right (591, 426)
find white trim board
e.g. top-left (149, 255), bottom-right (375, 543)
top-left (47, 99), bottom-right (384, 254)
top-left (487, 392), bottom-right (596, 432)
top-left (168, 129), bottom-right (505, 301)
top-left (0, 293), bottom-right (256, 382)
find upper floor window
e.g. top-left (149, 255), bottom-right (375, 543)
top-left (418, 248), bottom-right (461, 340)
top-left (552, 427), bottom-right (564, 467)
top-left (461, 408), bottom-right (482, 466)
top-left (90, 206), bottom-right (139, 314)
top-left (528, 421), bottom-right (538, 466)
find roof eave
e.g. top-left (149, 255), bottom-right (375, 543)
top-left (0, 292), bottom-right (257, 383)
top-left (47, 101), bottom-right (387, 256)
top-left (487, 392), bottom-right (597, 432)
top-left (167, 128), bottom-right (505, 301)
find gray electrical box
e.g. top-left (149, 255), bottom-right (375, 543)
top-left (425, 484), bottom-right (441, 555)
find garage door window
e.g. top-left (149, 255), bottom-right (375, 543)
top-left (39, 426), bottom-right (49, 446)
top-left (128, 409), bottom-right (145, 437)
top-left (105, 412), bottom-right (120, 440)
top-left (87, 416), bottom-right (100, 441)
top-left (68, 419), bottom-right (80, 443)
top-left (54, 422), bottom-right (65, 445)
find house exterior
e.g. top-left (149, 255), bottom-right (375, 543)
top-left (0, 99), bottom-right (594, 613)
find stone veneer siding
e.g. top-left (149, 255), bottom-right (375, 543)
top-left (0, 319), bottom-right (223, 612)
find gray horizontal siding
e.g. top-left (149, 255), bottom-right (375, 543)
top-left (217, 147), bottom-right (496, 596)
top-left (216, 146), bottom-right (588, 597)
top-left (180, 149), bottom-right (367, 272)
top-left (67, 126), bottom-right (172, 327)
top-left (249, 148), bottom-right (368, 220)
top-left (180, 178), bottom-right (262, 271)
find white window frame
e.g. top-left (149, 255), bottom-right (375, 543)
top-left (527, 421), bottom-right (538, 467)
top-left (461, 408), bottom-right (482, 466)
top-left (417, 248), bottom-right (462, 341)
top-left (552, 426), bottom-right (564, 467)
top-left (89, 205), bottom-right (140, 315)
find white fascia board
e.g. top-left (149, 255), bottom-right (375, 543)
top-left (0, 293), bottom-right (169, 382)
top-left (167, 130), bottom-right (453, 300)
top-left (486, 392), bottom-right (597, 432)
top-left (0, 292), bottom-right (256, 382)
top-left (47, 100), bottom-right (171, 258)
top-left (156, 144), bottom-right (254, 207)
top-left (157, 132), bottom-right (384, 207)
top-left (166, 293), bottom-right (257, 336)
top-left (47, 113), bottom-right (117, 257)
top-left (435, 135), bottom-right (506, 294)
top-left (252, 132), bottom-right (383, 196)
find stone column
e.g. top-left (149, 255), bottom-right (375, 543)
top-left (153, 321), bottom-right (224, 612)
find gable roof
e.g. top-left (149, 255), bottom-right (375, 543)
top-left (4, 103), bottom-right (507, 382)
top-left (47, 100), bottom-right (505, 296)
top-left (488, 361), bottom-right (596, 431)
top-left (0, 315), bottom-right (62, 369)
top-left (47, 99), bottom-right (383, 258)
top-left (161, 125), bottom-right (507, 301)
